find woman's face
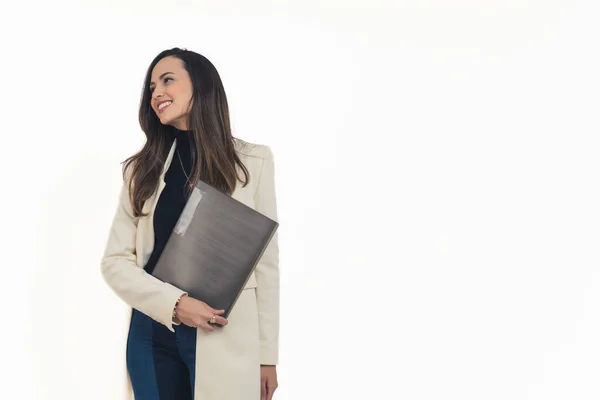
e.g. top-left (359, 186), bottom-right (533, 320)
top-left (149, 56), bottom-right (194, 131)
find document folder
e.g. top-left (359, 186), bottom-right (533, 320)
top-left (151, 180), bottom-right (279, 319)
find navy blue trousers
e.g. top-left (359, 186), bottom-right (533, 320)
top-left (126, 308), bottom-right (197, 400)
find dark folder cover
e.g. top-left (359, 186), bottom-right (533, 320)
top-left (151, 180), bottom-right (279, 319)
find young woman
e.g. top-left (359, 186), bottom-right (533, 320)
top-left (101, 48), bottom-right (280, 400)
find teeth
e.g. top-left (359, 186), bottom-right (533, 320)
top-left (158, 101), bottom-right (172, 111)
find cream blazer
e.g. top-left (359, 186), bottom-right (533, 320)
top-left (100, 137), bottom-right (279, 399)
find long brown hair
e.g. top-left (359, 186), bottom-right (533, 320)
top-left (123, 48), bottom-right (249, 218)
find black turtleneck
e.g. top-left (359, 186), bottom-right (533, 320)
top-left (144, 128), bottom-right (194, 274)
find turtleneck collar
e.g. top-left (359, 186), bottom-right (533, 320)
top-left (174, 127), bottom-right (191, 135)
top-left (172, 127), bottom-right (192, 144)
top-left (172, 127), bottom-right (194, 158)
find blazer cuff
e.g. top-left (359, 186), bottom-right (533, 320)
top-left (260, 345), bottom-right (279, 365)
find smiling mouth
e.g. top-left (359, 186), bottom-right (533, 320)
top-left (158, 101), bottom-right (172, 113)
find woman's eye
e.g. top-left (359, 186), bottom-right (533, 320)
top-left (149, 77), bottom-right (172, 93)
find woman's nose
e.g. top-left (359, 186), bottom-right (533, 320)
top-left (152, 87), bottom-right (165, 99)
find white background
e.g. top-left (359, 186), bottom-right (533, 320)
top-left (1, 1), bottom-right (599, 399)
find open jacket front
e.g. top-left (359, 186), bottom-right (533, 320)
top-left (100, 137), bottom-right (280, 400)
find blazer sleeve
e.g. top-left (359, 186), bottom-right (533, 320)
top-left (100, 175), bottom-right (187, 332)
top-left (253, 146), bottom-right (280, 365)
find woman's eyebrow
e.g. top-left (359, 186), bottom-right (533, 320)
top-left (150, 72), bottom-right (174, 85)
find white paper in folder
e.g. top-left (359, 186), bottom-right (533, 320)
top-left (173, 187), bottom-right (204, 236)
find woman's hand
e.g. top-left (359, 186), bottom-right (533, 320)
top-left (175, 295), bottom-right (228, 331)
top-left (260, 365), bottom-right (278, 400)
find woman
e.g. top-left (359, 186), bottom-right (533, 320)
top-left (100, 48), bottom-right (280, 400)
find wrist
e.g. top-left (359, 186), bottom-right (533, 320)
top-left (172, 293), bottom-right (188, 322)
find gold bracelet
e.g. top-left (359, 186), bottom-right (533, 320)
top-left (172, 293), bottom-right (188, 321)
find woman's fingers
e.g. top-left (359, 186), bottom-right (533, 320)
top-left (206, 312), bottom-right (228, 327)
top-left (214, 315), bottom-right (228, 326)
top-left (193, 314), bottom-right (227, 331)
top-left (182, 301), bottom-right (228, 331)
top-left (206, 308), bottom-right (228, 326)
top-left (193, 318), bottom-right (215, 331)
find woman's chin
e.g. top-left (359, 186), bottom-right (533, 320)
top-left (155, 113), bottom-right (185, 130)
top-left (157, 115), bottom-right (173, 126)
